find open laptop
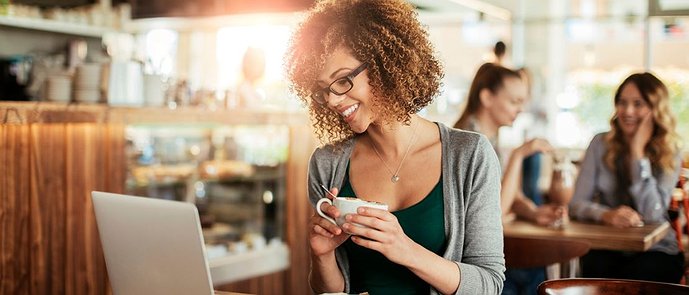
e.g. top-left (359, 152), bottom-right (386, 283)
top-left (92, 191), bottom-right (214, 295)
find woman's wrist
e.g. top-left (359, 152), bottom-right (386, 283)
top-left (510, 147), bottom-right (525, 161)
top-left (310, 251), bottom-right (344, 293)
top-left (399, 238), bottom-right (423, 268)
top-left (510, 195), bottom-right (533, 218)
top-left (312, 251), bottom-right (337, 264)
top-left (600, 210), bottom-right (614, 225)
top-left (630, 147), bottom-right (645, 160)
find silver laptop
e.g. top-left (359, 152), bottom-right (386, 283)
top-left (92, 191), bottom-right (214, 295)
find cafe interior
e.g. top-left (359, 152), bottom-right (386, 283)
top-left (1, 0), bottom-right (688, 294)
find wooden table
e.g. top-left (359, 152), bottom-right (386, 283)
top-left (503, 220), bottom-right (670, 252)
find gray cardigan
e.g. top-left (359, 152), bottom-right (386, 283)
top-left (307, 123), bottom-right (505, 295)
top-left (569, 132), bottom-right (681, 254)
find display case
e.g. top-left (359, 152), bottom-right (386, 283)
top-left (125, 123), bottom-right (291, 285)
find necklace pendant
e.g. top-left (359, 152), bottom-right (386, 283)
top-left (391, 175), bottom-right (400, 183)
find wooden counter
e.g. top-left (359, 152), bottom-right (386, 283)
top-left (1, 101), bottom-right (308, 125)
top-left (0, 102), bottom-right (315, 295)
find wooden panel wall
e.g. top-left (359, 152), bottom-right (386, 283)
top-left (30, 124), bottom-right (66, 295)
top-left (1, 125), bottom-right (31, 295)
top-left (285, 125), bottom-right (315, 295)
top-left (1, 123), bottom-right (125, 295)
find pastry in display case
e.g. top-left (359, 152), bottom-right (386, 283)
top-left (124, 124), bottom-right (290, 285)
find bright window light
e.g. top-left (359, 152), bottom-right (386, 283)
top-left (145, 29), bottom-right (178, 76)
top-left (216, 25), bottom-right (291, 91)
top-left (555, 87), bottom-right (581, 110)
top-left (555, 110), bottom-right (588, 148)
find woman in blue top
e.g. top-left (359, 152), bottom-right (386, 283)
top-left (284, 0), bottom-right (505, 294)
top-left (569, 72), bottom-right (683, 283)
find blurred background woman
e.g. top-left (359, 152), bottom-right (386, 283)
top-left (569, 72), bottom-right (684, 283)
top-left (454, 63), bottom-right (562, 226)
top-left (454, 62), bottom-right (564, 295)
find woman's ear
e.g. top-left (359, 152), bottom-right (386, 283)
top-left (479, 88), bottom-right (493, 108)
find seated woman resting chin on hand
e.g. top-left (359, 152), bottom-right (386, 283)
top-left (569, 72), bottom-right (684, 283)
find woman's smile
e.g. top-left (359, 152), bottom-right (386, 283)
top-left (339, 103), bottom-right (360, 122)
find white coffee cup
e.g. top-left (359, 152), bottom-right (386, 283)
top-left (316, 197), bottom-right (388, 227)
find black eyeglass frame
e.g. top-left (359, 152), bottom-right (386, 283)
top-left (312, 63), bottom-right (368, 104)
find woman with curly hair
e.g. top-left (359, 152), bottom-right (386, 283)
top-left (285, 0), bottom-right (505, 294)
top-left (570, 72), bottom-right (684, 283)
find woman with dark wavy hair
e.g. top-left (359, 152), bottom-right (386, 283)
top-left (454, 63), bottom-right (561, 226)
top-left (570, 72), bottom-right (683, 283)
top-left (454, 63), bottom-right (563, 295)
top-left (285, 0), bottom-right (505, 294)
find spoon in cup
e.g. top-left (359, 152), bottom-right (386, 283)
top-left (319, 184), bottom-right (338, 199)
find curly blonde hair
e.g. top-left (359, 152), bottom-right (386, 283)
top-left (284, 0), bottom-right (443, 144)
top-left (604, 72), bottom-right (680, 184)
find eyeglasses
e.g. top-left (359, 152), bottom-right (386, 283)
top-left (312, 63), bottom-right (368, 104)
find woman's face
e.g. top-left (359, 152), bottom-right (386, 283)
top-left (485, 76), bottom-right (527, 127)
top-left (615, 82), bottom-right (652, 138)
top-left (315, 47), bottom-right (376, 133)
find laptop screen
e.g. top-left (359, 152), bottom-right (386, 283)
top-left (92, 191), bottom-right (214, 295)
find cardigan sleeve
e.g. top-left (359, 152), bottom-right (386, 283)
top-left (455, 136), bottom-right (505, 295)
top-left (307, 143), bottom-right (353, 293)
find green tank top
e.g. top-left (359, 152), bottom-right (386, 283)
top-left (341, 162), bottom-right (446, 295)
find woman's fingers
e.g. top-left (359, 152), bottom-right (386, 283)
top-left (311, 214), bottom-right (342, 235)
top-left (612, 211), bottom-right (642, 228)
top-left (535, 138), bottom-right (554, 153)
top-left (342, 222), bottom-right (386, 242)
top-left (627, 212), bottom-right (644, 227)
top-left (319, 202), bottom-right (341, 220)
top-left (341, 212), bottom-right (396, 242)
top-left (522, 138), bottom-right (553, 155)
top-left (618, 206), bottom-right (643, 226)
top-left (351, 235), bottom-right (382, 252)
top-left (357, 206), bottom-right (395, 222)
top-left (641, 112), bottom-right (654, 126)
top-left (313, 224), bottom-right (334, 238)
top-left (631, 113), bottom-right (654, 153)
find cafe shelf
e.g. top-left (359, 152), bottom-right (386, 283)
top-left (0, 101), bottom-right (315, 295)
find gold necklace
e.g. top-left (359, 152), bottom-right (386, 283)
top-left (368, 122), bottom-right (419, 183)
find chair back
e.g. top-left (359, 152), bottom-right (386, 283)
top-left (537, 278), bottom-right (689, 295)
top-left (504, 236), bottom-right (590, 268)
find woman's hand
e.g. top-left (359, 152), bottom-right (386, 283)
top-left (532, 204), bottom-right (567, 227)
top-left (341, 207), bottom-right (415, 266)
top-left (309, 188), bottom-right (351, 257)
top-left (630, 112), bottom-right (654, 160)
top-left (601, 205), bottom-right (644, 228)
top-left (516, 138), bottom-right (553, 158)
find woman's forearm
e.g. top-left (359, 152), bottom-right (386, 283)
top-left (404, 242), bottom-right (461, 294)
top-left (309, 252), bottom-right (345, 293)
top-left (628, 157), bottom-right (679, 222)
top-left (511, 193), bottom-right (538, 221)
top-left (500, 149), bottom-right (525, 216)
